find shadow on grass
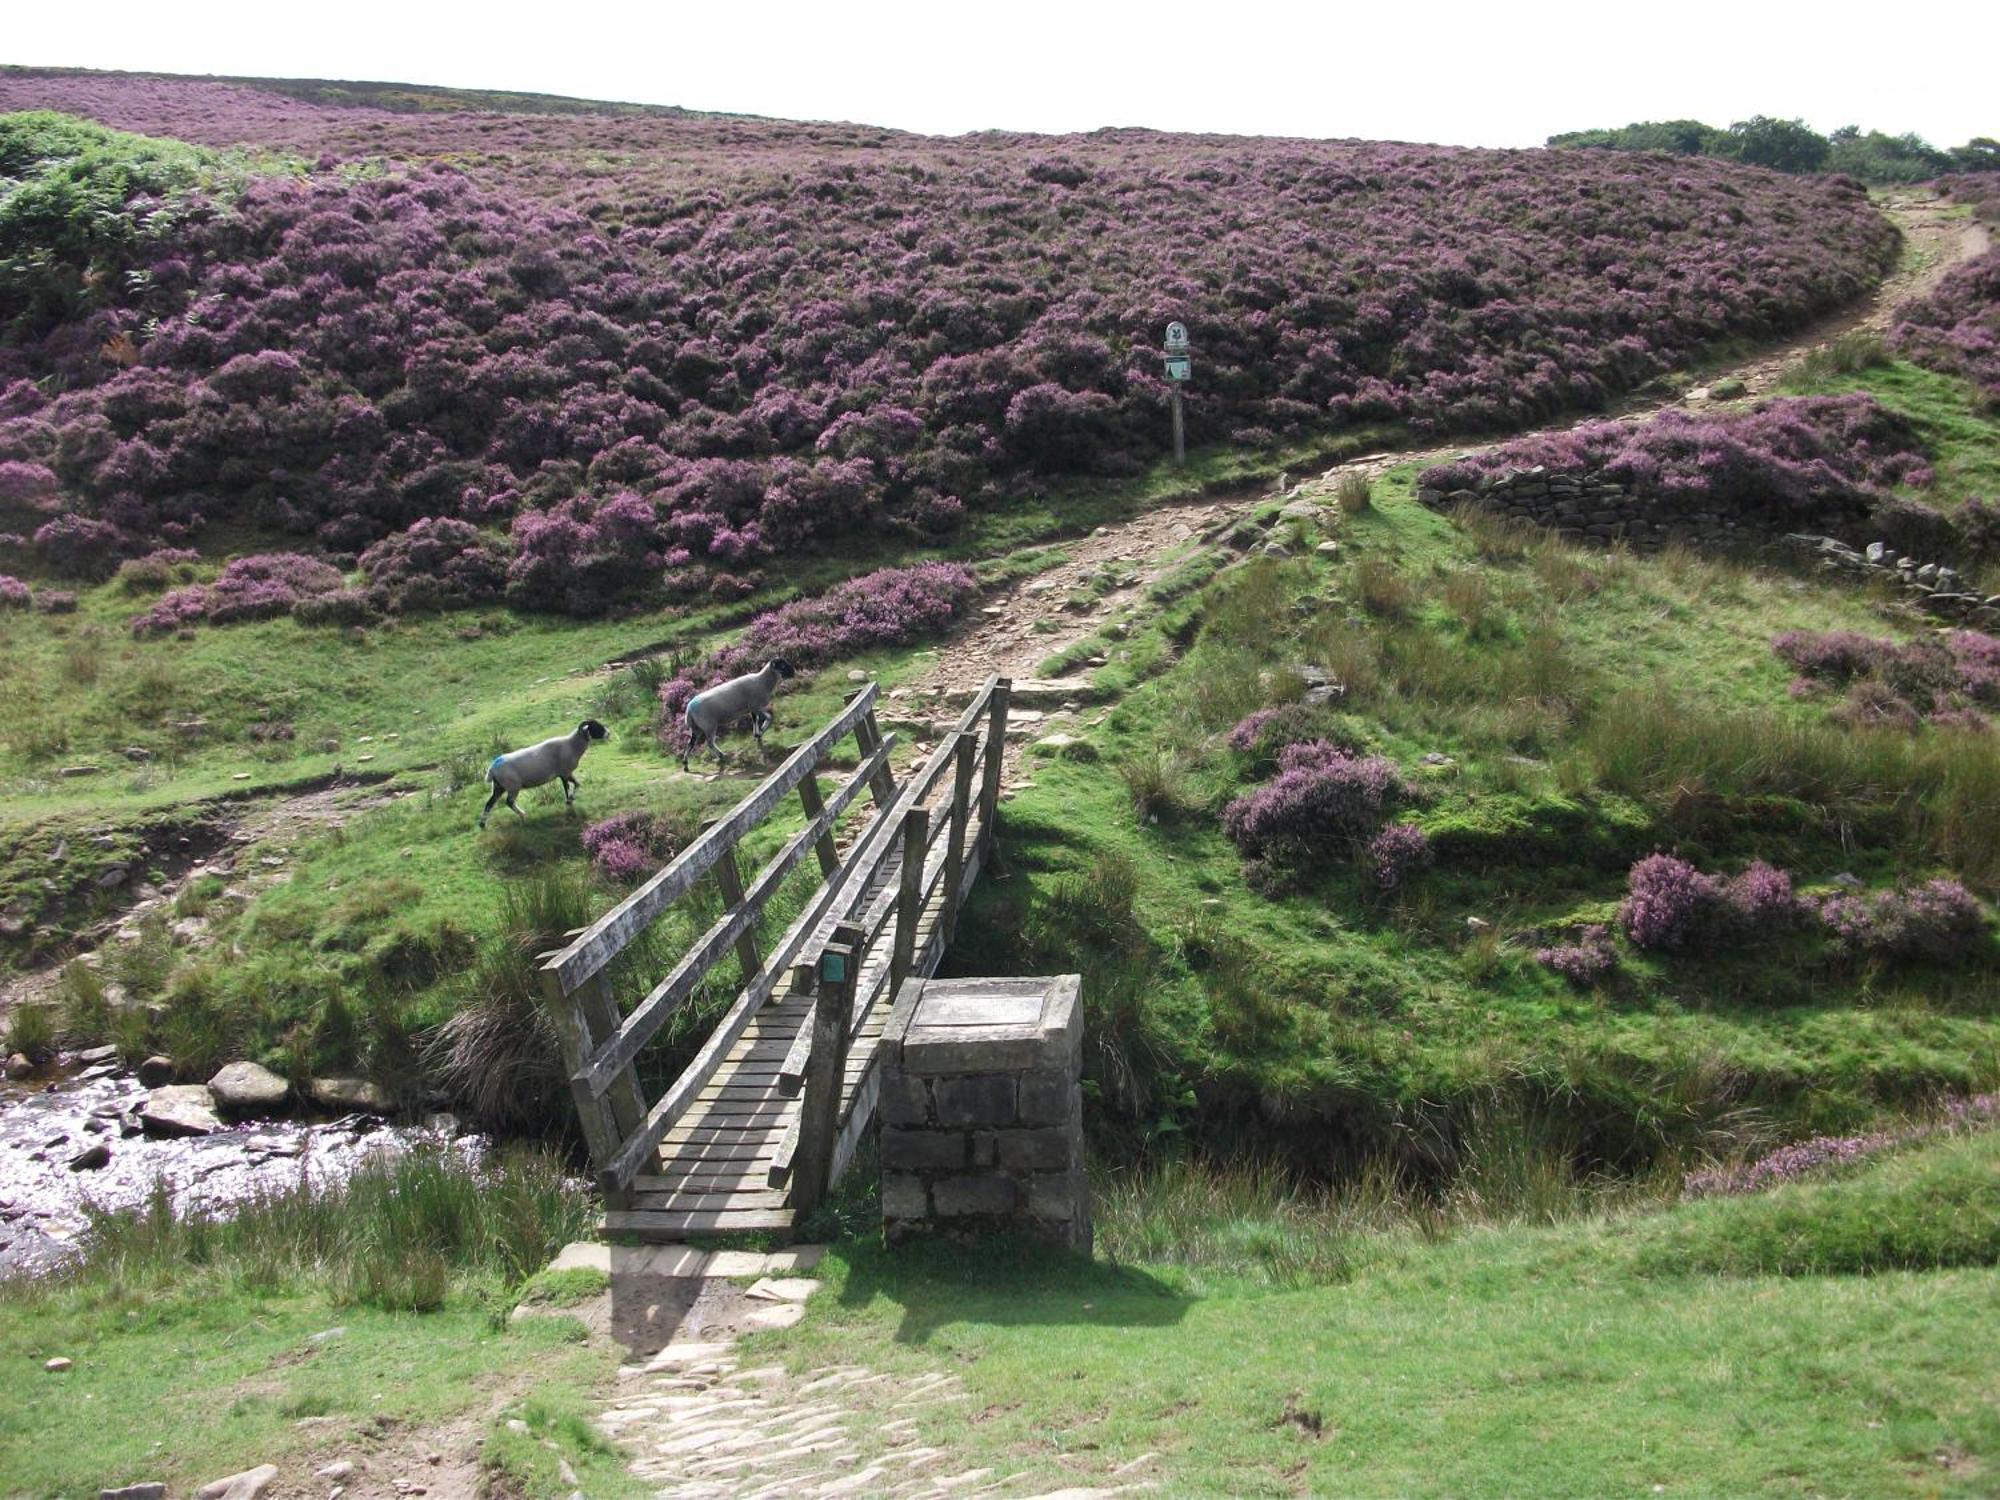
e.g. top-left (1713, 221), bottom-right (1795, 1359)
top-left (830, 1231), bottom-right (1192, 1346)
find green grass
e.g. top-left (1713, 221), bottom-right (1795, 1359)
top-left (763, 1129), bottom-right (2000, 1498)
top-left (1633, 1127), bottom-right (2000, 1277)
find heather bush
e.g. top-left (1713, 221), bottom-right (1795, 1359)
top-left (581, 810), bottom-right (686, 883)
top-left (131, 550), bottom-right (343, 635)
top-left (1683, 1093), bottom-right (1998, 1198)
top-left (358, 517), bottom-right (510, 614)
top-left (1618, 854), bottom-right (1723, 951)
top-left (1223, 702), bottom-right (1355, 768)
top-left (506, 491), bottom-right (669, 616)
top-left (33, 512), bottom-right (132, 577)
top-left (1722, 861), bottom-right (1803, 927)
top-left (1814, 879), bottom-right (1990, 963)
top-left (1773, 627), bottom-right (1996, 724)
top-left (1960, 497), bottom-right (2000, 560)
top-left (1365, 822), bottom-right (1433, 889)
top-left (706, 561), bottom-right (976, 679)
top-left (1420, 395), bottom-right (1930, 522)
top-left (33, 589), bottom-right (76, 614)
top-left (0, 573), bottom-right (29, 609)
top-left (291, 587), bottom-right (377, 627)
top-left (0, 459), bottom-right (59, 516)
top-left (1535, 925), bottom-right (1618, 986)
top-left (1223, 741), bottom-right (1405, 883)
top-left (653, 562), bottom-right (977, 748)
top-left (1889, 248), bottom-right (2000, 404)
top-left (113, 546), bottom-right (201, 593)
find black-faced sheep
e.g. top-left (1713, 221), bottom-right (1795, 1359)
top-left (682, 659), bottom-right (796, 772)
top-left (479, 719), bottom-right (609, 828)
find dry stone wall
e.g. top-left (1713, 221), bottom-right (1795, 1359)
top-left (1780, 534), bottom-right (2000, 627)
top-left (1421, 466), bottom-right (1997, 627)
top-left (1417, 465), bottom-right (1872, 549)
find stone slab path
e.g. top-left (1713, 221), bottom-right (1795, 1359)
top-left (522, 1241), bottom-right (1153, 1499)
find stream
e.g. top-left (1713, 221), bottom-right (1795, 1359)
top-left (0, 1054), bottom-right (478, 1279)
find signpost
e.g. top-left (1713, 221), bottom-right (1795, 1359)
top-left (1163, 322), bottom-right (1190, 465)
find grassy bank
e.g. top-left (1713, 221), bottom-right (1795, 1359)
top-left (0, 1144), bottom-right (633, 1498)
top-left (942, 446), bottom-right (1999, 1170)
top-left (764, 1126), bottom-right (2000, 1498)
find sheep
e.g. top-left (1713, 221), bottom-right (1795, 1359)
top-left (681, 659), bottom-right (797, 772)
top-left (479, 720), bottom-right (609, 828)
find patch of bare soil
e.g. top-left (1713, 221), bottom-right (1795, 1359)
top-left (0, 776), bottom-right (408, 1026)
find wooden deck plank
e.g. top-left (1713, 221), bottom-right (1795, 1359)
top-left (603, 1208), bottom-right (795, 1235)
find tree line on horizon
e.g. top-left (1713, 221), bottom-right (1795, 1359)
top-left (1549, 116), bottom-right (1998, 182)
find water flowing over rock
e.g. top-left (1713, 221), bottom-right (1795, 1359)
top-left (138, 1085), bottom-right (221, 1138)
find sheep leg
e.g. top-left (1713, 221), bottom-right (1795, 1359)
top-left (507, 790), bottom-right (524, 820)
top-left (561, 775), bottom-right (578, 810)
top-left (478, 783), bottom-right (503, 829)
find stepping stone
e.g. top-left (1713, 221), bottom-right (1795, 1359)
top-left (744, 1277), bottom-right (820, 1303)
top-left (705, 1250), bottom-right (769, 1277)
top-left (548, 1241), bottom-right (610, 1273)
top-left (642, 1342), bottom-right (735, 1370)
top-left (634, 1243), bottom-right (710, 1277)
top-left (742, 1302), bottom-right (806, 1331)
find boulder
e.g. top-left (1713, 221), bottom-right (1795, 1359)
top-left (208, 1061), bottom-right (291, 1115)
top-left (69, 1142), bottom-right (112, 1172)
top-left (196, 1467), bottom-right (279, 1500)
top-left (140, 1085), bottom-right (222, 1138)
top-left (137, 1055), bottom-right (176, 1087)
top-left (75, 1044), bottom-right (119, 1066)
top-left (99, 1485), bottom-right (167, 1500)
top-left (311, 1077), bottom-right (394, 1115)
top-left (5, 1053), bottom-right (33, 1080)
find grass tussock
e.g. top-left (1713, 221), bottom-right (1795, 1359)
top-left (1097, 1098), bottom-right (1682, 1287)
top-left (1579, 686), bottom-right (2000, 887)
top-left (425, 865), bottom-right (595, 1132)
top-left (1779, 330), bottom-right (1892, 390)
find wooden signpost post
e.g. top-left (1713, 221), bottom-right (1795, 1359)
top-left (1164, 321), bottom-right (1190, 465)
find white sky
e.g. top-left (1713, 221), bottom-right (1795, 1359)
top-left (7, 0), bottom-right (1995, 149)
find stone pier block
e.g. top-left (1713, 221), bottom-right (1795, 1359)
top-left (879, 975), bottom-right (1090, 1252)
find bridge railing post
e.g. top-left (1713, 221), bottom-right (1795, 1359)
top-left (537, 963), bottom-right (635, 1205)
top-left (792, 929), bottom-right (858, 1216)
top-left (977, 679), bottom-right (1011, 862)
top-left (892, 805), bottom-right (928, 992)
top-left (942, 731), bottom-right (978, 942)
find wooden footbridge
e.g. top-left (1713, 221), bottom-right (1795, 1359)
top-left (538, 677), bottom-right (1011, 1239)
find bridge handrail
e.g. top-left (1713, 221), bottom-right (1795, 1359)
top-left (570, 731), bottom-right (896, 1099)
top-left (540, 684), bottom-right (881, 995)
